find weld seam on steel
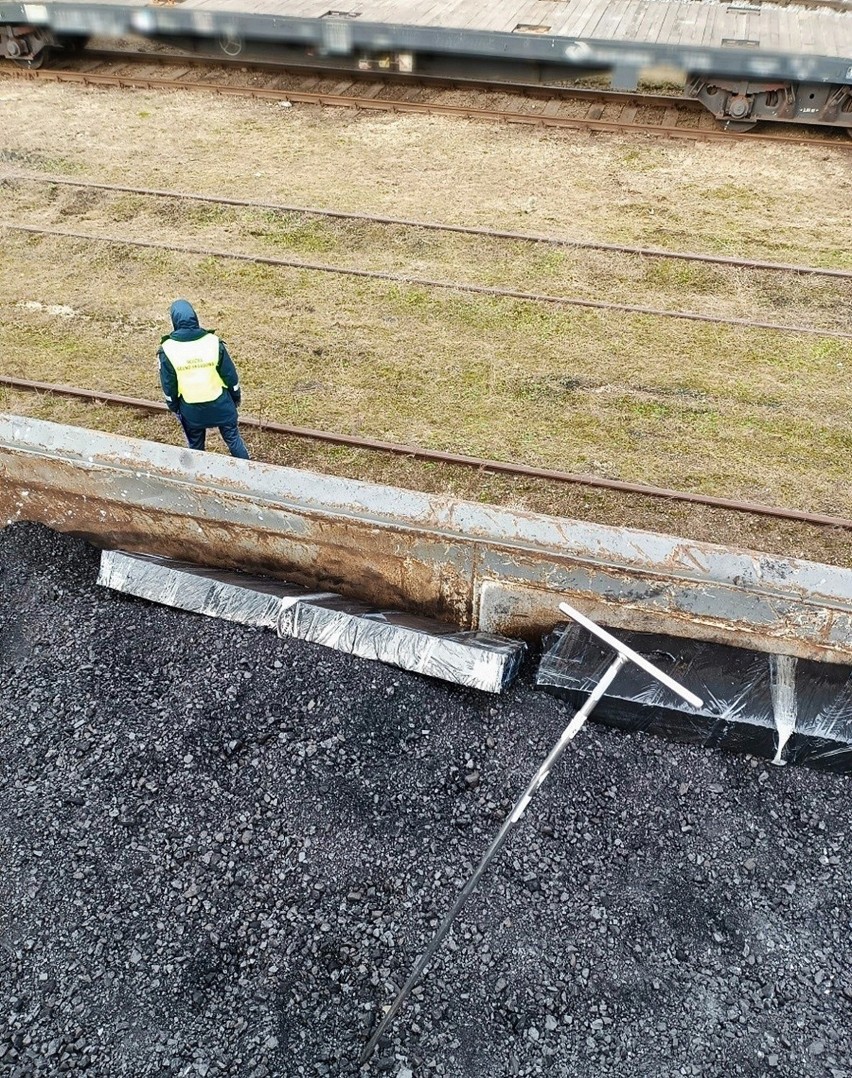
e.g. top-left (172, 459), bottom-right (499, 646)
top-left (4, 223), bottom-right (851, 341)
top-left (1, 67), bottom-right (848, 153)
top-left (3, 375), bottom-right (851, 532)
top-left (7, 172), bottom-right (852, 280)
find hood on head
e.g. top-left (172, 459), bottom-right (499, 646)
top-left (170, 299), bottom-right (200, 332)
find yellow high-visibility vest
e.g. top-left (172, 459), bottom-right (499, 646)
top-left (161, 334), bottom-right (226, 404)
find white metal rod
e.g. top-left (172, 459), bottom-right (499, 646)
top-left (361, 605), bottom-right (702, 1061)
top-left (558, 601), bottom-right (704, 709)
top-left (360, 653), bottom-right (628, 1062)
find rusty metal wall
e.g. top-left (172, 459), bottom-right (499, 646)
top-left (3, 414), bottom-right (852, 663)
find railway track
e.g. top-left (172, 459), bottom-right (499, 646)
top-left (41, 46), bottom-right (711, 110)
top-left (2, 47), bottom-right (850, 149)
top-left (6, 172), bottom-right (852, 280)
top-left (4, 374), bottom-right (852, 533)
top-left (3, 119), bottom-right (850, 552)
top-left (5, 219), bottom-right (850, 339)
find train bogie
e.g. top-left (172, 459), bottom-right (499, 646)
top-left (688, 77), bottom-right (852, 133)
top-left (0, 25), bottom-right (88, 67)
top-left (0, 24), bottom-right (51, 66)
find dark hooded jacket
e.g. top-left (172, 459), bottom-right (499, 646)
top-left (158, 300), bottom-right (242, 428)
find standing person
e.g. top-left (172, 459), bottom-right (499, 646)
top-left (158, 299), bottom-right (250, 459)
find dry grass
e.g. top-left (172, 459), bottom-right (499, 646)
top-left (4, 180), bottom-right (851, 331)
top-left (0, 83), bottom-right (850, 265)
top-left (1, 229), bottom-right (850, 509)
top-left (0, 81), bottom-right (851, 568)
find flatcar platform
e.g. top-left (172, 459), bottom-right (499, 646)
top-left (1, 0), bottom-right (851, 127)
top-left (178, 0), bottom-right (852, 62)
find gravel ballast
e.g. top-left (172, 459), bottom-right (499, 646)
top-left (1, 523), bottom-right (850, 1078)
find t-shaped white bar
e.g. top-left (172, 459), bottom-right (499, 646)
top-left (558, 601), bottom-right (704, 710)
top-left (361, 603), bottom-right (704, 1062)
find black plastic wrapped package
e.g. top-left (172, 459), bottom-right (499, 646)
top-left (537, 623), bottom-right (852, 773)
top-left (98, 551), bottom-right (525, 693)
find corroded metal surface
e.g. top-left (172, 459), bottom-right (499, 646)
top-left (3, 414), bottom-right (852, 662)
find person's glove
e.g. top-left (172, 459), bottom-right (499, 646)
top-left (166, 400), bottom-right (179, 414)
top-left (230, 389), bottom-right (242, 409)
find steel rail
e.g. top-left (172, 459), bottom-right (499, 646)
top-left (2, 64), bottom-right (849, 151)
top-left (8, 172), bottom-right (852, 280)
top-left (4, 375), bottom-right (852, 531)
top-left (5, 223), bottom-right (851, 340)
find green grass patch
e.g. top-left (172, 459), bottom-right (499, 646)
top-left (0, 149), bottom-right (81, 174)
top-left (257, 212), bottom-right (339, 255)
top-left (618, 147), bottom-right (668, 171)
top-left (643, 259), bottom-right (722, 293)
top-left (704, 183), bottom-right (764, 211)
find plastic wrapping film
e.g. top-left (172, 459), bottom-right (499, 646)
top-left (97, 550), bottom-right (333, 630)
top-left (98, 551), bottom-right (525, 693)
top-left (278, 596), bottom-right (526, 693)
top-left (536, 623), bottom-right (852, 774)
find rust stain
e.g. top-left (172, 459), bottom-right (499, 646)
top-left (0, 475), bottom-right (472, 627)
top-left (4, 448), bottom-right (852, 663)
top-left (485, 586), bottom-right (852, 664)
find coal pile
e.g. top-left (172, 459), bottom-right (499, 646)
top-left (1, 523), bottom-right (851, 1078)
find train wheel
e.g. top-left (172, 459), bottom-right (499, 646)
top-left (13, 52), bottom-right (47, 69)
top-left (721, 119), bottom-right (757, 133)
top-left (218, 34), bottom-right (243, 57)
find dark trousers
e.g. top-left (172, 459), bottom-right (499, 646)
top-left (184, 419), bottom-right (250, 459)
